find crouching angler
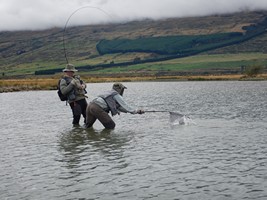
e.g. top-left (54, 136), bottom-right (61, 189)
top-left (86, 83), bottom-right (144, 129)
top-left (59, 64), bottom-right (88, 125)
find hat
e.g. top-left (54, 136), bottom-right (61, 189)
top-left (113, 82), bottom-right (127, 90)
top-left (63, 64), bottom-right (78, 72)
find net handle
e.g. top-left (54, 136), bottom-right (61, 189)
top-left (145, 110), bottom-right (170, 113)
top-left (145, 110), bottom-right (184, 116)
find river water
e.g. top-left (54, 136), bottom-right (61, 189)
top-left (0, 81), bottom-right (266, 200)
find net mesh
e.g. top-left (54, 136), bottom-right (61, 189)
top-left (169, 112), bottom-right (194, 125)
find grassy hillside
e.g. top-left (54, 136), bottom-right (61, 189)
top-left (0, 11), bottom-right (267, 77)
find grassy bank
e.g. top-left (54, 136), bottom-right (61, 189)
top-left (1, 74), bottom-right (267, 93)
top-left (0, 78), bottom-right (58, 92)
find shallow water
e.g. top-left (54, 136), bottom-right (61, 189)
top-left (0, 81), bottom-right (267, 200)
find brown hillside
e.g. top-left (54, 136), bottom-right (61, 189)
top-left (0, 10), bottom-right (267, 76)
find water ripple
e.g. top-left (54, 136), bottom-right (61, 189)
top-left (1, 82), bottom-right (267, 199)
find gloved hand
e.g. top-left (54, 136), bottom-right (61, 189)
top-left (137, 109), bottom-right (145, 114)
top-left (71, 79), bottom-right (83, 89)
top-left (70, 79), bottom-right (77, 85)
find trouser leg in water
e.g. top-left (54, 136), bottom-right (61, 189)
top-left (86, 102), bottom-right (115, 129)
top-left (70, 99), bottom-right (87, 125)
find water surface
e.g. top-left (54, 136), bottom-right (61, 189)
top-left (0, 81), bottom-right (266, 200)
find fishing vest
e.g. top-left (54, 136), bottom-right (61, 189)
top-left (99, 90), bottom-right (120, 116)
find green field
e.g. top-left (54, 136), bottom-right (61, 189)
top-left (2, 53), bottom-right (266, 77)
top-left (96, 33), bottom-right (244, 55)
top-left (89, 53), bottom-right (267, 74)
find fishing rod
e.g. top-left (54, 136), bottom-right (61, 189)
top-left (63, 6), bottom-right (112, 64)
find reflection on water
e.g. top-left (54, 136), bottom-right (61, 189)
top-left (57, 126), bottom-right (133, 177)
top-left (59, 127), bottom-right (129, 163)
top-left (1, 81), bottom-right (267, 200)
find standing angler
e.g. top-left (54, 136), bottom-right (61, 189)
top-left (86, 82), bottom-right (144, 129)
top-left (59, 64), bottom-right (87, 125)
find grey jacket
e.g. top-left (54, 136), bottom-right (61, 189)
top-left (59, 75), bottom-right (87, 103)
top-left (92, 89), bottom-right (138, 115)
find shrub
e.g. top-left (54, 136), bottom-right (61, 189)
top-left (245, 65), bottom-right (264, 77)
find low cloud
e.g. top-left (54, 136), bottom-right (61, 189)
top-left (0, 0), bottom-right (267, 31)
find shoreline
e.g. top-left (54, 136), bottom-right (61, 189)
top-left (1, 74), bottom-right (267, 93)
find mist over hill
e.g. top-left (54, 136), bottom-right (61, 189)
top-left (2, 0), bottom-right (267, 31)
top-left (0, 10), bottom-right (267, 77)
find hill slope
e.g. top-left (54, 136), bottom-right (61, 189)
top-left (0, 11), bottom-right (267, 77)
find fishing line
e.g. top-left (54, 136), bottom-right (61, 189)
top-left (63, 6), bottom-right (112, 64)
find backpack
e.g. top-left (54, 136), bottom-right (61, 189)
top-left (57, 77), bottom-right (71, 101)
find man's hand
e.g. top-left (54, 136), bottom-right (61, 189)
top-left (137, 109), bottom-right (145, 114)
top-left (70, 79), bottom-right (77, 85)
top-left (71, 79), bottom-right (85, 90)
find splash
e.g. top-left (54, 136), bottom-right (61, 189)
top-left (169, 112), bottom-right (195, 125)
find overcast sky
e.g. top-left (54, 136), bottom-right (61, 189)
top-left (1, 0), bottom-right (267, 31)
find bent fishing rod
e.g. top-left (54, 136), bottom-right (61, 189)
top-left (63, 6), bottom-right (112, 64)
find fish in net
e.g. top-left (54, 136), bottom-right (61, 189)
top-left (146, 110), bottom-right (194, 125)
top-left (169, 112), bottom-right (194, 125)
